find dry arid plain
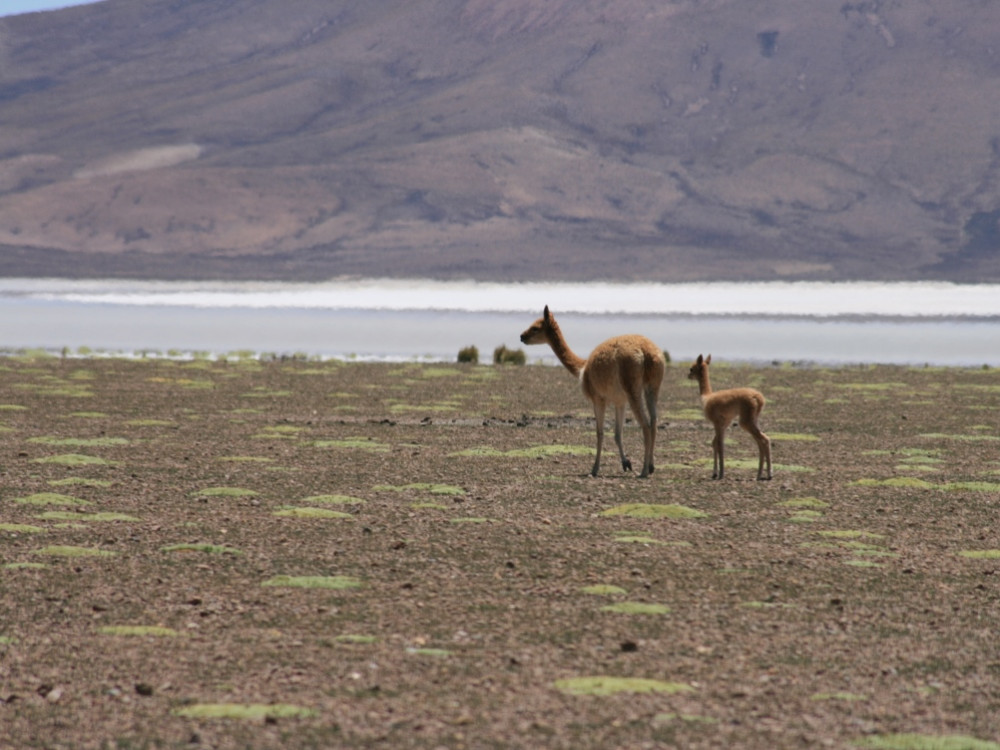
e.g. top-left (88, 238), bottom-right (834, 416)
top-left (2, 354), bottom-right (1000, 749)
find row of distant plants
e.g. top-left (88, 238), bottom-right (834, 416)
top-left (458, 344), bottom-right (526, 365)
top-left (459, 344), bottom-right (672, 365)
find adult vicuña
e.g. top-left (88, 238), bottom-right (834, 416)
top-left (687, 354), bottom-right (772, 481)
top-left (520, 306), bottom-right (665, 478)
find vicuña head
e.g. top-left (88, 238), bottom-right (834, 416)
top-left (520, 305), bottom-right (665, 478)
top-left (687, 354), bottom-right (772, 481)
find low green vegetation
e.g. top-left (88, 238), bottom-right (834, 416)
top-left (600, 503), bottom-right (707, 519)
top-left (261, 575), bottom-right (362, 590)
top-left (553, 677), bottom-right (694, 696)
top-left (12, 493), bottom-right (91, 506)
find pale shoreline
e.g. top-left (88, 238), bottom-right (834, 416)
top-left (4, 278), bottom-right (1000, 318)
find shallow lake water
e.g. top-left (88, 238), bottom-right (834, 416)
top-left (1, 279), bottom-right (998, 366)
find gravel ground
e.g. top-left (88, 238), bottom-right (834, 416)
top-left (1, 355), bottom-right (999, 749)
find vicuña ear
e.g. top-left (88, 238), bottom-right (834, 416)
top-left (696, 354), bottom-right (703, 364)
top-left (706, 354), bottom-right (712, 365)
top-left (543, 305), bottom-right (551, 322)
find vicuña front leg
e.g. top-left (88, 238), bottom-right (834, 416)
top-left (754, 430), bottom-right (772, 481)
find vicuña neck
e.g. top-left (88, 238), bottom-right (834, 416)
top-left (546, 322), bottom-right (586, 377)
top-left (697, 370), bottom-right (713, 400)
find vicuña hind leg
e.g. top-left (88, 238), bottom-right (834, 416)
top-left (712, 431), bottom-right (725, 480)
top-left (644, 387), bottom-right (658, 476)
top-left (591, 399), bottom-right (607, 477)
top-left (625, 388), bottom-right (653, 478)
top-left (740, 413), bottom-right (772, 481)
top-left (613, 404), bottom-right (632, 472)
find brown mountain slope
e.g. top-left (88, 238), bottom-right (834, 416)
top-left (0, 0), bottom-right (998, 282)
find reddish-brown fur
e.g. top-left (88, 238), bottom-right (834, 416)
top-left (520, 306), bottom-right (665, 478)
top-left (687, 354), bottom-right (772, 481)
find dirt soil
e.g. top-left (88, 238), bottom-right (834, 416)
top-left (2, 356), bottom-right (1000, 749)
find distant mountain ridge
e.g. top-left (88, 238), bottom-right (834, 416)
top-left (0, 0), bottom-right (998, 282)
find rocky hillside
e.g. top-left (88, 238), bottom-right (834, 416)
top-left (0, 0), bottom-right (998, 281)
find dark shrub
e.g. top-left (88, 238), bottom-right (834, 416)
top-left (457, 345), bottom-right (479, 364)
top-left (493, 344), bottom-right (526, 366)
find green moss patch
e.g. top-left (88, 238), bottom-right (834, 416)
top-left (958, 549), bottom-right (1000, 560)
top-left (406, 647), bottom-right (452, 657)
top-left (375, 483), bottom-right (466, 496)
top-left (261, 575), bottom-right (362, 590)
top-left (899, 455), bottom-right (945, 465)
top-left (944, 481), bottom-right (1000, 492)
top-left (553, 676), bottom-right (693, 696)
top-left (11, 493), bottom-right (91, 506)
top-left (449, 446), bottom-right (505, 457)
top-left (770, 432), bottom-right (821, 441)
top-left (0, 523), bottom-right (45, 533)
top-left (600, 503), bottom-right (707, 519)
top-left (34, 545), bottom-right (116, 557)
top-left (919, 433), bottom-right (1000, 442)
top-left (580, 584), bottom-right (627, 596)
top-left (612, 534), bottom-right (686, 546)
top-left (450, 444), bottom-right (594, 458)
top-left (298, 494), bottom-right (366, 505)
top-left (811, 692), bottom-right (868, 701)
top-left (420, 367), bottom-right (462, 378)
top-left (855, 734), bottom-right (1000, 750)
top-left (818, 530), bottom-right (886, 540)
top-left (777, 497), bottom-right (829, 508)
top-left (191, 487), bottom-right (258, 498)
top-left (504, 444), bottom-right (594, 458)
top-left (852, 477), bottom-right (937, 489)
top-left (652, 713), bottom-right (718, 726)
top-left (48, 478), bottom-right (112, 488)
top-left (257, 425), bottom-right (305, 436)
top-left (310, 438), bottom-right (389, 452)
top-left (173, 703), bottom-right (317, 720)
top-left (787, 510), bottom-right (823, 523)
top-left (273, 507), bottom-right (353, 519)
top-left (837, 382), bottom-right (911, 392)
top-left (99, 625), bottom-right (183, 637)
top-left (31, 453), bottom-right (111, 466)
top-left (161, 544), bottom-right (243, 555)
top-left (36, 511), bottom-right (139, 522)
top-left (334, 634), bottom-right (377, 644)
top-left (242, 389), bottom-right (291, 398)
top-left (601, 602), bottom-right (670, 615)
top-left (28, 436), bottom-right (129, 447)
